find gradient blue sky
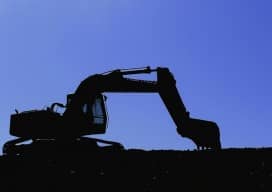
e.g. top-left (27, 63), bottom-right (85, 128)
top-left (1, 0), bottom-right (272, 151)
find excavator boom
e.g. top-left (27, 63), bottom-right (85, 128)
top-left (63, 67), bottom-right (221, 149)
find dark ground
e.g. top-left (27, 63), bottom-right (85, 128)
top-left (0, 144), bottom-right (271, 192)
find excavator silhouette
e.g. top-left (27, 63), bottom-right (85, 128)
top-left (3, 67), bottom-right (221, 155)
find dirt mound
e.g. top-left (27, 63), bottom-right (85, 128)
top-left (0, 148), bottom-right (271, 191)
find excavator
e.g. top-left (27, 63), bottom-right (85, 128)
top-left (3, 67), bottom-right (221, 155)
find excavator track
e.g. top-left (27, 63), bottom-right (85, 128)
top-left (3, 137), bottom-right (124, 156)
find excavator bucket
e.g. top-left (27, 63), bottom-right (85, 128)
top-left (177, 118), bottom-right (221, 150)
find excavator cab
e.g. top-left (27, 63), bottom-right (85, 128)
top-left (65, 93), bottom-right (108, 136)
top-left (85, 94), bottom-right (108, 134)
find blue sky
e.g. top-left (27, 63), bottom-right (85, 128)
top-left (1, 0), bottom-right (272, 151)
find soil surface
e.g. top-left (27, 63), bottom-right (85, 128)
top-left (0, 144), bottom-right (271, 192)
